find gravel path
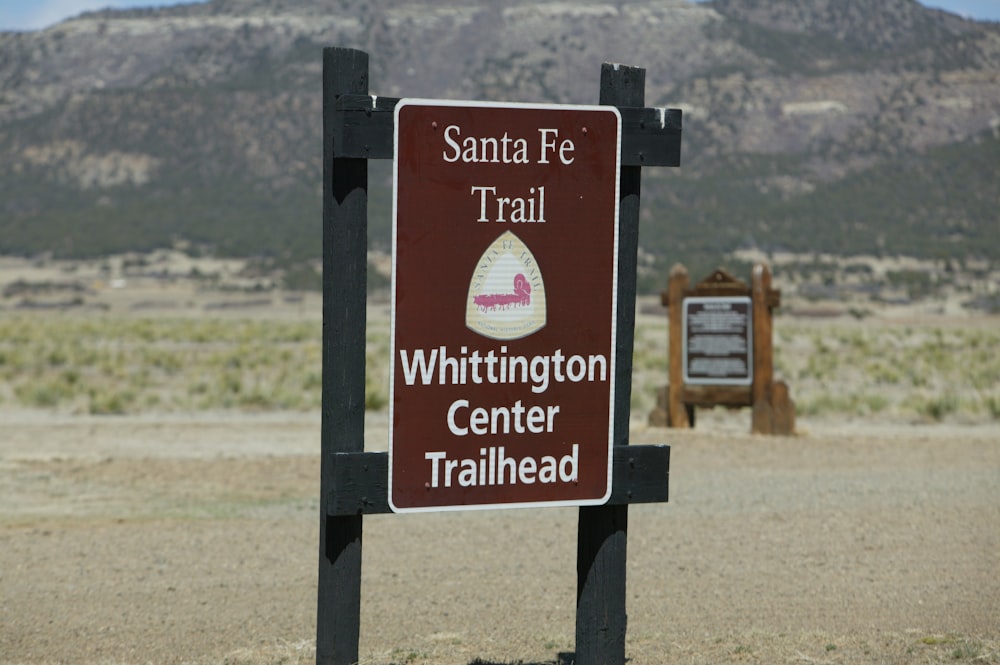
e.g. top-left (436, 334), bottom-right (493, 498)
top-left (1, 413), bottom-right (998, 664)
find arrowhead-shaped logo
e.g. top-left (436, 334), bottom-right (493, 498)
top-left (465, 231), bottom-right (546, 340)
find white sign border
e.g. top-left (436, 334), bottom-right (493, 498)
top-left (388, 98), bottom-right (622, 513)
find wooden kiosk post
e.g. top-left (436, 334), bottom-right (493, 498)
top-left (317, 47), bottom-right (681, 665)
top-left (751, 263), bottom-right (776, 434)
top-left (665, 263), bottom-right (692, 428)
top-left (657, 263), bottom-right (794, 435)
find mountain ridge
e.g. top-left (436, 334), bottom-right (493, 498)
top-left (1, 0), bottom-right (997, 290)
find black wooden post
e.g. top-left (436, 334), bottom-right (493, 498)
top-left (317, 46), bottom-right (369, 665)
top-left (575, 62), bottom-right (646, 665)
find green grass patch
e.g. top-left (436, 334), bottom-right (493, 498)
top-left (633, 316), bottom-right (1000, 423)
top-left (0, 315), bottom-right (327, 414)
top-left (3, 313), bottom-right (999, 422)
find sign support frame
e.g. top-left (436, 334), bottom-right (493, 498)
top-left (317, 46), bottom-right (680, 665)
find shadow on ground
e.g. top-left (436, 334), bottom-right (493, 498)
top-left (467, 653), bottom-right (577, 665)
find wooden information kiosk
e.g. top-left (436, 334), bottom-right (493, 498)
top-left (653, 263), bottom-right (795, 435)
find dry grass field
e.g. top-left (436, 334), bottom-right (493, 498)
top-left (2, 298), bottom-right (998, 425)
top-left (1, 264), bottom-right (999, 665)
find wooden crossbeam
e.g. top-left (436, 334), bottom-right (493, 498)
top-left (327, 445), bottom-right (670, 516)
top-left (332, 94), bottom-right (682, 166)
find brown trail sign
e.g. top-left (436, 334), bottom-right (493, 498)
top-left (389, 100), bottom-right (622, 512)
top-left (318, 47), bottom-right (680, 665)
top-left (653, 263), bottom-right (796, 435)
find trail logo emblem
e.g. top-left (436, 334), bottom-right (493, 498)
top-left (465, 231), bottom-right (546, 340)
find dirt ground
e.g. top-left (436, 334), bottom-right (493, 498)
top-left (1, 409), bottom-right (997, 665)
